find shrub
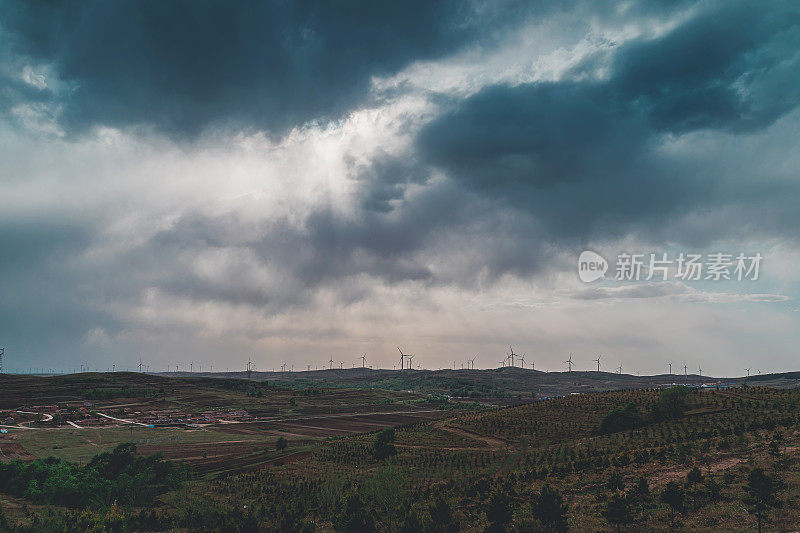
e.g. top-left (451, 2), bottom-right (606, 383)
top-left (276, 437), bottom-right (288, 451)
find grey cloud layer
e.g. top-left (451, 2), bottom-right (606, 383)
top-left (418, 1), bottom-right (800, 244)
top-left (1, 0), bottom-right (799, 369)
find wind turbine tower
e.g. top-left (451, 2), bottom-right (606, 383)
top-left (564, 353), bottom-right (574, 372)
top-left (593, 355), bottom-right (601, 372)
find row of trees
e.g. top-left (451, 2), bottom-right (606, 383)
top-left (600, 466), bottom-right (780, 532)
top-left (0, 443), bottom-right (190, 508)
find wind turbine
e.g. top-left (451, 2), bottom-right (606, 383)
top-left (361, 353), bottom-right (367, 369)
top-left (406, 354), bottom-right (414, 370)
top-left (328, 356), bottom-right (334, 370)
top-left (398, 348), bottom-right (412, 372)
top-left (668, 362), bottom-right (672, 375)
top-left (683, 363), bottom-right (688, 378)
top-left (498, 358), bottom-right (507, 368)
top-left (468, 357), bottom-right (476, 370)
top-left (617, 364), bottom-right (622, 374)
top-left (519, 353), bottom-right (526, 369)
top-left (698, 365), bottom-right (702, 377)
top-left (744, 367), bottom-right (751, 378)
top-left (530, 360), bottom-right (535, 371)
top-left (593, 355), bottom-right (601, 372)
top-left (564, 353), bottom-right (574, 372)
top-left (508, 346), bottom-right (517, 367)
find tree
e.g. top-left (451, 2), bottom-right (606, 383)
top-left (276, 437), bottom-right (288, 451)
top-left (427, 495), bottom-right (458, 533)
top-left (660, 482), bottom-right (684, 528)
top-left (744, 467), bottom-right (780, 533)
top-left (608, 472), bottom-right (625, 491)
top-left (651, 387), bottom-right (689, 421)
top-left (686, 466), bottom-right (703, 487)
top-left (399, 508), bottom-right (422, 533)
top-left (485, 490), bottom-right (512, 532)
top-left (336, 493), bottom-right (374, 532)
top-left (373, 428), bottom-right (397, 460)
top-left (602, 492), bottom-right (632, 533)
top-left (532, 483), bottom-right (569, 532)
top-left (600, 403), bottom-right (642, 434)
top-left (629, 476), bottom-right (650, 503)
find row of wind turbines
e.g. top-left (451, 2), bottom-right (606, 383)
top-left (136, 347), bottom-right (765, 379)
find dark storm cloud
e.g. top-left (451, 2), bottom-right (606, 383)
top-left (417, 1), bottom-right (800, 243)
top-left (0, 221), bottom-right (112, 355)
top-left (0, 0), bottom-right (556, 137)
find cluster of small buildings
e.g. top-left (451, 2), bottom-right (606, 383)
top-left (112, 407), bottom-right (254, 428)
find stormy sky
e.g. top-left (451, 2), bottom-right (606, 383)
top-left (1, 0), bottom-right (799, 375)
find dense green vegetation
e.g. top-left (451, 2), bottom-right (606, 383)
top-left (0, 443), bottom-right (189, 508)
